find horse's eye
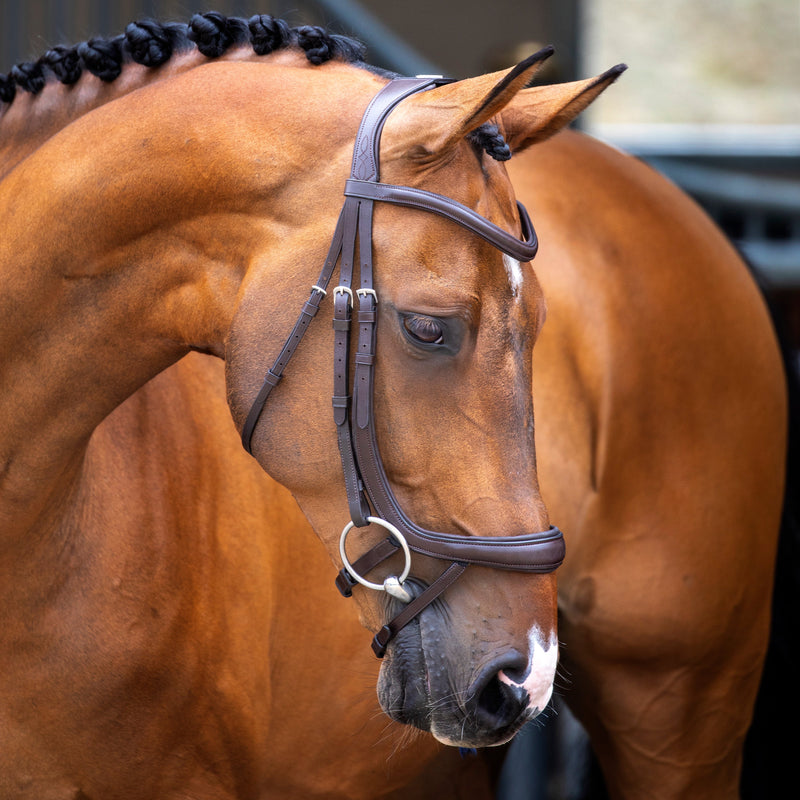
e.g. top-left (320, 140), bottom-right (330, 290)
top-left (403, 314), bottom-right (445, 345)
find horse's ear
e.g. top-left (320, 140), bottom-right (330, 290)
top-left (499, 64), bottom-right (627, 153)
top-left (384, 47), bottom-right (555, 158)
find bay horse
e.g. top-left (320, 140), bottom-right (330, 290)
top-left (508, 140), bottom-right (794, 797)
top-left (0, 12), bottom-right (792, 800)
top-left (0, 12), bottom-right (618, 800)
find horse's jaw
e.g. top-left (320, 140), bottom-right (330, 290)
top-left (375, 594), bottom-right (557, 749)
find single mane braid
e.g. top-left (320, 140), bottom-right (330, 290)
top-left (188, 12), bottom-right (250, 58)
top-left (248, 15), bottom-right (292, 55)
top-left (42, 46), bottom-right (83, 84)
top-left (77, 37), bottom-right (124, 82)
top-left (124, 19), bottom-right (185, 67)
top-left (10, 61), bottom-right (46, 94)
top-left (0, 10), bottom-right (512, 161)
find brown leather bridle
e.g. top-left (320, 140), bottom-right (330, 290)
top-left (241, 77), bottom-right (565, 657)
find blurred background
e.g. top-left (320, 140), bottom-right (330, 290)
top-left (1, 1), bottom-right (797, 797)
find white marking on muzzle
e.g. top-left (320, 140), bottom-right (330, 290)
top-left (503, 254), bottom-right (524, 297)
top-left (498, 626), bottom-right (558, 715)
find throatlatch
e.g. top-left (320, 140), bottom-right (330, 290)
top-left (242, 76), bottom-right (565, 658)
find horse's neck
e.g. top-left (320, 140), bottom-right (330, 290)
top-left (0, 58), bottom-right (371, 541)
top-left (0, 46), bottom-right (268, 180)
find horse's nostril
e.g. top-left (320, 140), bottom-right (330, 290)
top-left (477, 674), bottom-right (505, 716)
top-left (473, 673), bottom-right (529, 731)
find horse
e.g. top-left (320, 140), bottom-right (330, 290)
top-left (0, 12), bottom-right (793, 800)
top-left (0, 12), bottom-right (625, 799)
top-left (507, 138), bottom-right (794, 797)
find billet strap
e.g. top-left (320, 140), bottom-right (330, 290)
top-left (332, 196), bottom-right (372, 526)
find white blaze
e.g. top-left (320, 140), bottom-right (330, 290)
top-left (503, 254), bottom-right (524, 297)
top-left (498, 626), bottom-right (558, 715)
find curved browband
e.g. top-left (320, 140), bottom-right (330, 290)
top-left (242, 77), bottom-right (565, 657)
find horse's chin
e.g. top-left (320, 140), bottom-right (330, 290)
top-left (375, 602), bottom-right (538, 749)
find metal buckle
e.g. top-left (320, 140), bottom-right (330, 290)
top-left (339, 516), bottom-right (412, 602)
top-left (333, 285), bottom-right (354, 304)
top-left (356, 288), bottom-right (378, 304)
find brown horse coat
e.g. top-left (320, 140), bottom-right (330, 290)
top-left (510, 135), bottom-right (786, 797)
top-left (0, 15), bottom-right (789, 800)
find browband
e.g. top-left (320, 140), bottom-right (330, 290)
top-left (343, 180), bottom-right (538, 262)
top-left (242, 77), bottom-right (564, 657)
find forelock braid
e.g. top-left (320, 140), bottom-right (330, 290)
top-left (42, 46), bottom-right (83, 84)
top-left (77, 36), bottom-right (124, 82)
top-left (248, 15), bottom-right (293, 56)
top-left (125, 19), bottom-right (188, 67)
top-left (469, 123), bottom-right (512, 162)
top-left (188, 12), bottom-right (249, 58)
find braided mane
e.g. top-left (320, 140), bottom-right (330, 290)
top-left (0, 11), bottom-right (510, 161)
top-left (0, 13), bottom-right (367, 100)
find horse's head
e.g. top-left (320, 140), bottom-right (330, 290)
top-left (226, 53), bottom-right (623, 748)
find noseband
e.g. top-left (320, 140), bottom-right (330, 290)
top-left (242, 77), bottom-right (565, 657)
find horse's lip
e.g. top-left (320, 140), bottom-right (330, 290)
top-left (376, 581), bottom-right (433, 729)
top-left (376, 587), bottom-right (534, 748)
top-left (430, 711), bottom-right (531, 748)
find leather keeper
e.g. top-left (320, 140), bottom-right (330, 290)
top-left (332, 394), bottom-right (349, 425)
top-left (264, 369), bottom-right (282, 388)
top-left (372, 625), bottom-right (393, 658)
top-left (301, 301), bottom-right (320, 319)
top-left (335, 568), bottom-right (358, 598)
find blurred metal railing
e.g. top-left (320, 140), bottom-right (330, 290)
top-left (649, 156), bottom-right (800, 288)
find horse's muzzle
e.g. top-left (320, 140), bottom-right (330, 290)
top-left (378, 624), bottom-right (540, 748)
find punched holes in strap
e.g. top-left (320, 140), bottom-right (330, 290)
top-left (332, 288), bottom-right (353, 427)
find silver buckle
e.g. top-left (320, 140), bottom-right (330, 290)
top-left (333, 285), bottom-right (354, 304)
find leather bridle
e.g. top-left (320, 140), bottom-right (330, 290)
top-left (241, 77), bottom-right (565, 657)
